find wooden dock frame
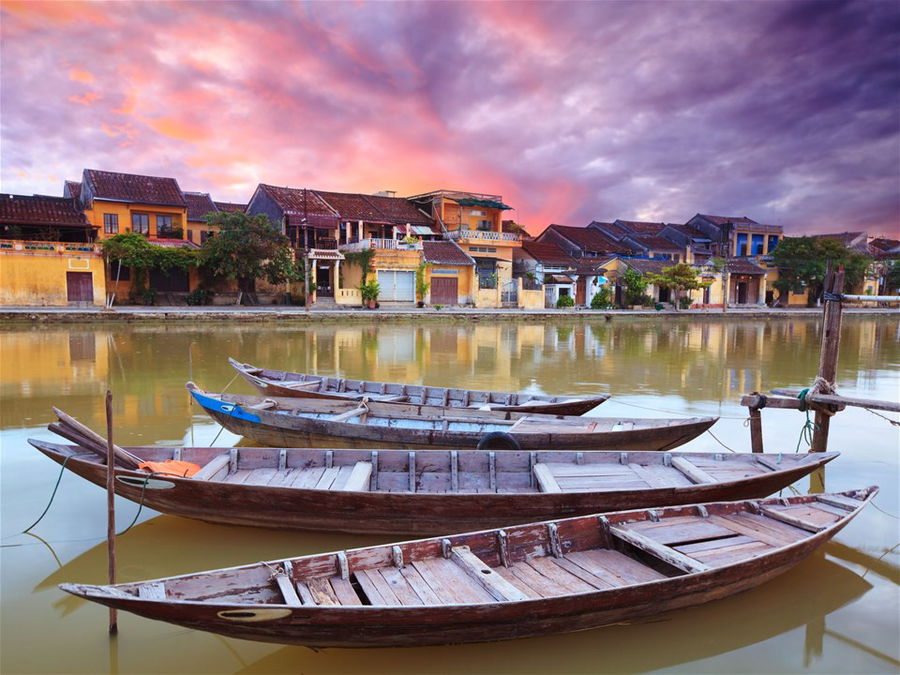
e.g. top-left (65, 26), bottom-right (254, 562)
top-left (740, 264), bottom-right (900, 453)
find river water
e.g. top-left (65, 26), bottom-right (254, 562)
top-left (1, 316), bottom-right (898, 673)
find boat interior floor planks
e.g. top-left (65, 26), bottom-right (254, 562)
top-left (60, 488), bottom-right (877, 648)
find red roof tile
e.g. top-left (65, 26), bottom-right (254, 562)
top-left (726, 257), bottom-right (767, 275)
top-left (696, 214), bottom-right (758, 226)
top-left (63, 181), bottom-right (81, 200)
top-left (258, 185), bottom-right (338, 228)
top-left (521, 240), bottom-right (578, 267)
top-left (84, 169), bottom-right (186, 207)
top-left (363, 194), bottom-right (433, 226)
top-left (213, 201), bottom-right (245, 213)
top-left (547, 225), bottom-right (629, 255)
top-left (630, 234), bottom-right (682, 251)
top-left (616, 220), bottom-right (667, 235)
top-left (422, 240), bottom-right (474, 265)
top-left (0, 193), bottom-right (90, 228)
top-left (182, 192), bottom-right (218, 222)
top-left (315, 191), bottom-right (386, 222)
top-left (589, 221), bottom-right (626, 239)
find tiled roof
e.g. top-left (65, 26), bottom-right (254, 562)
top-left (258, 185), bottom-right (338, 228)
top-left (364, 194), bottom-right (433, 226)
top-left (422, 240), bottom-right (474, 265)
top-left (63, 181), bottom-right (81, 200)
top-left (522, 240), bottom-right (578, 267)
top-left (548, 225), bottom-right (629, 255)
top-left (182, 192), bottom-right (218, 222)
top-left (629, 234), bottom-right (682, 251)
top-left (616, 220), bottom-right (667, 235)
top-left (618, 258), bottom-right (673, 275)
top-left (589, 221), bottom-right (626, 239)
top-left (810, 231), bottom-right (869, 254)
top-left (726, 257), bottom-right (767, 275)
top-left (695, 214), bottom-right (758, 226)
top-left (667, 223), bottom-right (711, 239)
top-left (146, 238), bottom-right (200, 249)
top-left (315, 191), bottom-right (387, 222)
top-left (869, 238), bottom-right (900, 256)
top-left (214, 201), bottom-right (245, 213)
top-left (84, 169), bottom-right (186, 207)
top-left (0, 193), bottom-right (90, 228)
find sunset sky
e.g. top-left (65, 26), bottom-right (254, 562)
top-left (1, 1), bottom-right (898, 235)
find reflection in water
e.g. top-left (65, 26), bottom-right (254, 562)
top-left (1, 316), bottom-right (898, 673)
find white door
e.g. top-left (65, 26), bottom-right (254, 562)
top-left (377, 270), bottom-right (415, 301)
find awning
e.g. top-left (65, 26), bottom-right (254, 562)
top-left (547, 274), bottom-right (574, 284)
top-left (306, 248), bottom-right (344, 261)
top-left (451, 197), bottom-right (512, 210)
top-left (409, 225), bottom-right (435, 236)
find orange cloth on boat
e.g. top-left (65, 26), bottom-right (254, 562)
top-left (138, 460), bottom-right (202, 477)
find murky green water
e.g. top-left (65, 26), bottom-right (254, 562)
top-left (1, 316), bottom-right (898, 673)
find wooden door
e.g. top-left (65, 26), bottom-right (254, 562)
top-left (575, 279), bottom-right (586, 305)
top-left (66, 272), bottom-right (93, 303)
top-left (430, 276), bottom-right (458, 305)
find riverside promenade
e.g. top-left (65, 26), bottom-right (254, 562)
top-left (1, 305), bottom-right (897, 323)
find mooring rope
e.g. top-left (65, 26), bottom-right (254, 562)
top-left (22, 456), bottom-right (72, 533)
top-left (610, 398), bottom-right (751, 421)
top-left (795, 387), bottom-right (818, 452)
top-left (704, 429), bottom-right (737, 453)
top-left (116, 473), bottom-right (155, 536)
top-left (865, 408), bottom-right (900, 427)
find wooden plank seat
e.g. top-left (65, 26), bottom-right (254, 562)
top-left (280, 380), bottom-right (323, 390)
top-left (533, 464), bottom-right (562, 493)
top-left (670, 457), bottom-right (716, 484)
top-left (339, 461), bottom-right (373, 491)
top-left (247, 399), bottom-right (279, 410)
top-left (450, 546), bottom-right (528, 602)
top-left (191, 454), bottom-right (230, 481)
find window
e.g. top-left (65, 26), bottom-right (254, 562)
top-left (103, 213), bottom-right (118, 234)
top-left (469, 209), bottom-right (485, 217)
top-left (187, 229), bottom-right (193, 242)
top-left (751, 234), bottom-right (765, 255)
top-left (735, 233), bottom-right (748, 256)
top-left (132, 213), bottom-right (149, 235)
top-left (200, 230), bottom-right (215, 244)
top-left (157, 215), bottom-right (173, 235)
top-left (477, 219), bottom-right (492, 230)
top-left (767, 235), bottom-right (779, 253)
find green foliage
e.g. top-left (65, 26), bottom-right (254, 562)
top-left (771, 237), bottom-right (872, 304)
top-left (185, 288), bottom-right (211, 306)
top-left (622, 268), bottom-right (649, 306)
top-left (886, 260), bottom-right (900, 293)
top-left (344, 248), bottom-right (376, 281)
top-left (556, 294), bottom-right (575, 308)
top-left (140, 288), bottom-right (156, 306)
top-left (199, 212), bottom-right (297, 292)
top-left (646, 263), bottom-right (711, 312)
top-left (678, 296), bottom-right (694, 309)
top-left (590, 286), bottom-right (613, 309)
top-left (103, 232), bottom-right (198, 302)
top-left (415, 262), bottom-right (430, 302)
top-left (359, 280), bottom-right (380, 303)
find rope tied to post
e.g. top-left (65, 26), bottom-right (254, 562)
top-left (795, 388), bottom-right (818, 452)
top-left (822, 290), bottom-right (843, 302)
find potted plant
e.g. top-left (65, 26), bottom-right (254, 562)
top-left (359, 280), bottom-right (380, 309)
top-left (415, 262), bottom-right (430, 308)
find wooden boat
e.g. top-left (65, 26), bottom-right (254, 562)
top-left (187, 383), bottom-right (718, 451)
top-left (60, 487), bottom-right (877, 648)
top-left (30, 423), bottom-right (838, 535)
top-left (228, 357), bottom-right (610, 415)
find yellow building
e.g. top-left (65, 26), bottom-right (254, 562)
top-left (0, 193), bottom-right (106, 306)
top-left (407, 190), bottom-right (521, 306)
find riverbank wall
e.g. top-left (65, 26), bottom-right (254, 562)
top-left (1, 305), bottom-right (897, 325)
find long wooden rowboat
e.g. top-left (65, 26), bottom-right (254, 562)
top-left (61, 487), bottom-right (877, 648)
top-left (187, 383), bottom-right (717, 451)
top-left (229, 357), bottom-right (610, 415)
top-left (29, 434), bottom-right (838, 535)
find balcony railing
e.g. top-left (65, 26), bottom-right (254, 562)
top-left (339, 238), bottom-right (422, 252)
top-left (448, 229), bottom-right (520, 243)
top-left (0, 239), bottom-right (102, 255)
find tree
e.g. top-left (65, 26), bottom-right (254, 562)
top-left (771, 237), bottom-right (871, 305)
top-left (621, 268), bottom-right (649, 306)
top-left (885, 260), bottom-right (900, 293)
top-left (102, 232), bottom-right (197, 302)
top-left (646, 263), bottom-right (711, 311)
top-left (199, 212), bottom-right (298, 292)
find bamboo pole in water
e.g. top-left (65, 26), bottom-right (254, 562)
top-left (105, 390), bottom-right (117, 634)
top-left (811, 265), bottom-right (845, 453)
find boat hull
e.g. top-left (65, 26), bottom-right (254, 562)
top-left (60, 490), bottom-right (872, 647)
top-left (33, 442), bottom-right (836, 535)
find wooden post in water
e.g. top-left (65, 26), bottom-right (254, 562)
top-left (105, 390), bottom-right (118, 634)
top-left (810, 265), bottom-right (845, 453)
top-left (746, 393), bottom-right (765, 453)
